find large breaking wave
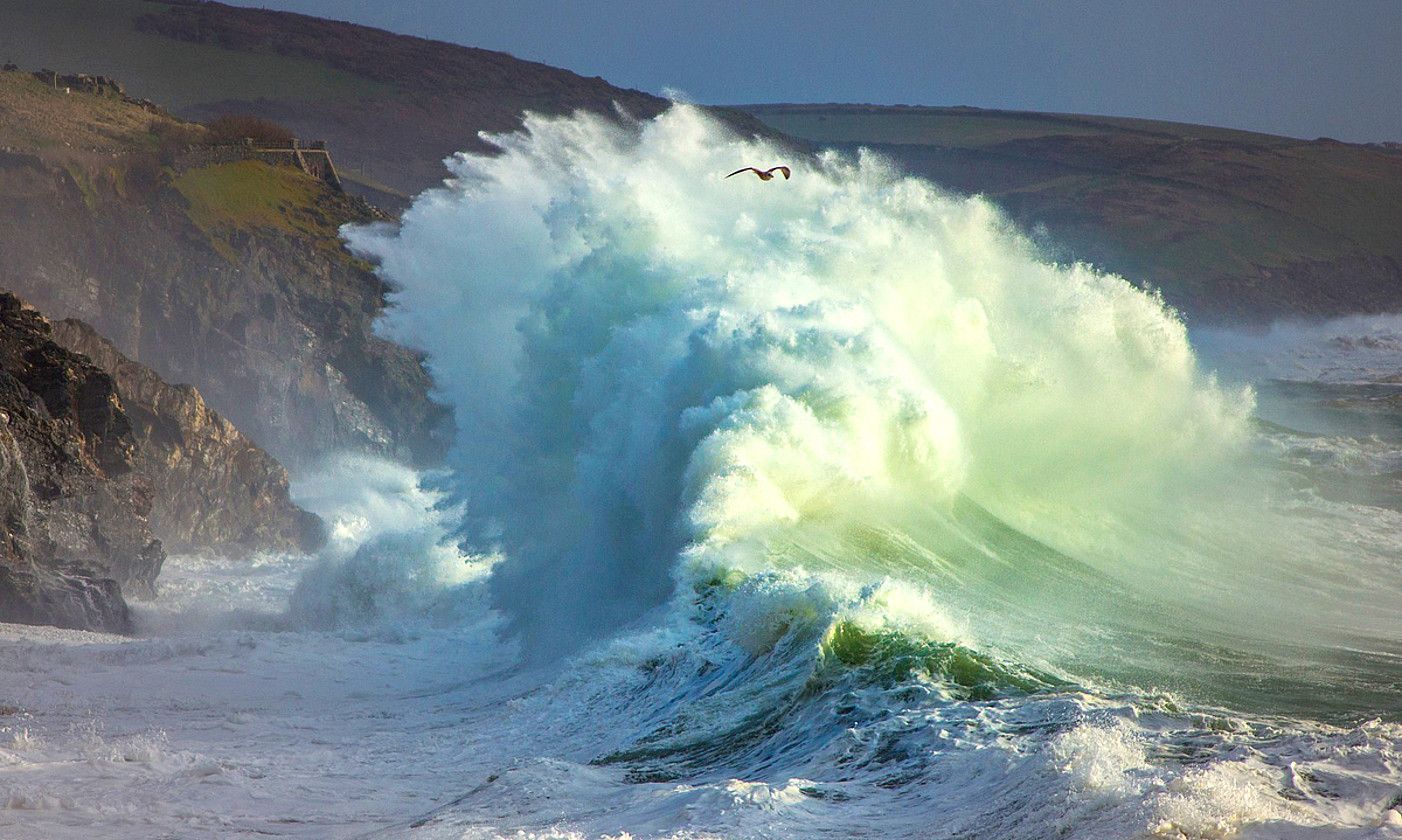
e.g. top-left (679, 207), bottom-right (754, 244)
top-left (344, 104), bottom-right (1254, 634)
top-left (328, 105), bottom-right (1402, 838)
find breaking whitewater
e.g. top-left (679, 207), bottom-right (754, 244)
top-left (7, 105), bottom-right (1402, 839)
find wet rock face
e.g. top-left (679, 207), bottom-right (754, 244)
top-left (0, 564), bottom-right (131, 633)
top-left (0, 292), bottom-right (162, 632)
top-left (51, 319), bottom-right (325, 557)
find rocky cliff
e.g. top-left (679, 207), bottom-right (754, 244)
top-left (0, 69), bottom-right (449, 468)
top-left (0, 293), bottom-right (161, 632)
top-left (51, 319), bottom-right (324, 558)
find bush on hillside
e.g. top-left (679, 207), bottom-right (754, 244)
top-left (204, 114), bottom-right (296, 147)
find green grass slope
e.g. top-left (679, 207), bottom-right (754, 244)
top-left (0, 0), bottom-right (386, 107)
top-left (745, 105), bottom-right (1402, 324)
top-left (0, 0), bottom-right (776, 204)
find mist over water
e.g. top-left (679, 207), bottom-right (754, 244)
top-left (286, 454), bottom-right (498, 631)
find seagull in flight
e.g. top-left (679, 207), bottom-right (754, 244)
top-left (726, 165), bottom-right (791, 181)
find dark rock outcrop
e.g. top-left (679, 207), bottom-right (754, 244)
top-left (51, 319), bottom-right (325, 558)
top-left (0, 292), bottom-right (164, 632)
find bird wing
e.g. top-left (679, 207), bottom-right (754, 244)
top-left (770, 166), bottom-right (791, 179)
top-left (726, 167), bottom-right (760, 178)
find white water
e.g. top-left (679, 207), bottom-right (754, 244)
top-left (345, 104), bottom-right (1265, 659)
top-left (5, 454), bottom-right (1402, 839)
top-left (6, 106), bottom-right (1402, 839)
top-left (0, 456), bottom-right (508, 838)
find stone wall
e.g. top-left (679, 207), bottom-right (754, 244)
top-left (173, 140), bottom-right (344, 191)
top-left (28, 69), bottom-right (166, 114)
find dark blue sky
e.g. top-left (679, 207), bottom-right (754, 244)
top-left (229, 0), bottom-right (1402, 142)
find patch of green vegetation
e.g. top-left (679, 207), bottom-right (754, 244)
top-left (62, 162), bottom-right (100, 210)
top-left (173, 160), bottom-right (343, 262)
top-left (105, 165), bottom-right (125, 199)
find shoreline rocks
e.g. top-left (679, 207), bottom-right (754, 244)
top-left (0, 292), bottom-right (161, 631)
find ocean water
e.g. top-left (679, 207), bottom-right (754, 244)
top-left (5, 105), bottom-right (1402, 839)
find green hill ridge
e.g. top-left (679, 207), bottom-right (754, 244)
top-left (744, 104), bottom-right (1402, 323)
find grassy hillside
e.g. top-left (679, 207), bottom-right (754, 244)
top-left (3, 1), bottom-right (1395, 324)
top-left (172, 159), bottom-right (360, 261)
top-left (0, 0), bottom-right (775, 204)
top-left (745, 105), bottom-right (1402, 324)
top-left (0, 70), bottom-right (182, 152)
top-left (0, 0), bottom-right (386, 107)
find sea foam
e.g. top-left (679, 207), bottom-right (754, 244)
top-left (344, 104), bottom-right (1253, 659)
